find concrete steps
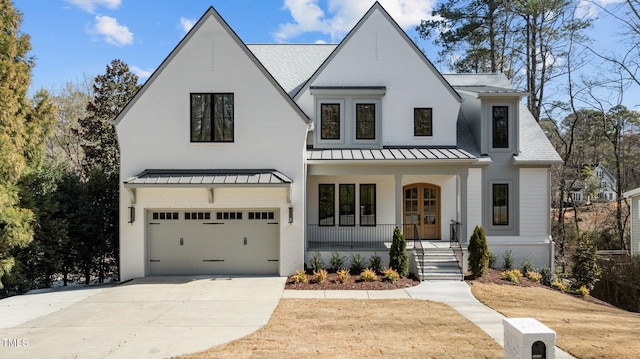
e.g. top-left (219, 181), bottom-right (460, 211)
top-left (414, 245), bottom-right (463, 281)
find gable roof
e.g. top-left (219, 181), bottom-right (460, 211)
top-left (292, 2), bottom-right (461, 102)
top-left (113, 6), bottom-right (310, 127)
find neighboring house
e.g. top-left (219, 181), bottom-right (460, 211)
top-left (115, 3), bottom-right (562, 281)
top-left (623, 188), bottom-right (640, 256)
top-left (570, 164), bottom-right (617, 204)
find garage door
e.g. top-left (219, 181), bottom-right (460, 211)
top-left (148, 209), bottom-right (279, 275)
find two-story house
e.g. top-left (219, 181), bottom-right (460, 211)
top-left (115, 3), bottom-right (562, 281)
top-left (570, 164), bottom-right (617, 204)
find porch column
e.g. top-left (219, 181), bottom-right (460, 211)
top-left (459, 171), bottom-right (468, 245)
top-left (395, 174), bottom-right (403, 227)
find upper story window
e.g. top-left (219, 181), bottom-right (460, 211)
top-left (414, 108), bottom-right (433, 136)
top-left (191, 93), bottom-right (234, 142)
top-left (356, 104), bottom-right (375, 140)
top-left (492, 106), bottom-right (508, 148)
top-left (321, 103), bottom-right (341, 140)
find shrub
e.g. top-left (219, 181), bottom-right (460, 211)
top-left (540, 266), bottom-right (553, 286)
top-left (368, 255), bottom-right (384, 273)
top-left (468, 226), bottom-right (489, 278)
top-left (291, 269), bottom-right (308, 284)
top-left (488, 251), bottom-right (498, 268)
top-left (576, 285), bottom-right (590, 298)
top-left (310, 252), bottom-right (324, 272)
top-left (329, 252), bottom-right (346, 272)
top-left (350, 253), bottom-right (365, 274)
top-left (526, 271), bottom-right (542, 283)
top-left (381, 268), bottom-right (400, 282)
top-left (551, 279), bottom-right (567, 292)
top-left (572, 233), bottom-right (601, 290)
top-left (360, 268), bottom-right (378, 282)
top-left (389, 227), bottom-right (409, 277)
top-left (503, 250), bottom-right (514, 270)
top-left (521, 256), bottom-right (536, 274)
top-left (313, 268), bottom-right (328, 284)
top-left (501, 269), bottom-right (523, 284)
top-left (336, 268), bottom-right (350, 284)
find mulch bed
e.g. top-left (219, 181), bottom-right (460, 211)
top-left (285, 270), bottom-right (420, 290)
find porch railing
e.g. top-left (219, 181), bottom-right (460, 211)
top-left (307, 224), bottom-right (397, 250)
top-left (449, 220), bottom-right (464, 280)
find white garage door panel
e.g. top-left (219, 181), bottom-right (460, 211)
top-left (148, 210), bottom-right (279, 275)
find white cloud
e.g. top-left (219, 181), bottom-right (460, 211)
top-left (274, 0), bottom-right (437, 42)
top-left (180, 17), bottom-right (196, 34)
top-left (90, 15), bottom-right (133, 46)
top-left (576, 0), bottom-right (627, 19)
top-left (130, 65), bottom-right (153, 80)
top-left (67, 0), bottom-right (121, 13)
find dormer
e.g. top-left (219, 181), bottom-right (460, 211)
top-left (454, 82), bottom-right (527, 156)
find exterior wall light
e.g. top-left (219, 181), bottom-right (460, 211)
top-left (128, 206), bottom-right (135, 224)
top-left (288, 206), bottom-right (293, 223)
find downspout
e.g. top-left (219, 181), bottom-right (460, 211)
top-left (548, 167), bottom-right (555, 276)
top-left (302, 121), bottom-right (314, 268)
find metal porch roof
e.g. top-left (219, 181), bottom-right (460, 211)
top-left (306, 148), bottom-right (476, 162)
top-left (123, 169), bottom-right (292, 187)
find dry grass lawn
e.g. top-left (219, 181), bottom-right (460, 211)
top-left (471, 282), bottom-right (640, 359)
top-left (181, 299), bottom-right (503, 359)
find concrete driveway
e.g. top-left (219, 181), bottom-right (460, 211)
top-left (0, 276), bottom-right (286, 358)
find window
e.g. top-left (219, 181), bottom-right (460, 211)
top-left (360, 184), bottom-right (376, 226)
top-left (492, 184), bottom-right (509, 225)
top-left (191, 93), bottom-right (234, 142)
top-left (152, 212), bottom-right (179, 220)
top-left (185, 212), bottom-right (211, 220)
top-left (321, 103), bottom-right (340, 139)
top-left (216, 212), bottom-right (243, 220)
top-left (339, 184), bottom-right (355, 226)
top-left (248, 212), bottom-right (274, 220)
top-left (414, 108), bottom-right (433, 136)
top-left (319, 184), bottom-right (335, 226)
top-left (356, 103), bottom-right (375, 139)
top-left (492, 106), bottom-right (508, 148)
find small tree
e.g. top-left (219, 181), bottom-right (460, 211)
top-left (468, 226), bottom-right (489, 278)
top-left (572, 233), bottom-right (601, 290)
top-left (389, 227), bottom-right (408, 277)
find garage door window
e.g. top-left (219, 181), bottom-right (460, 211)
top-left (185, 212), bottom-right (211, 220)
top-left (153, 212), bottom-right (179, 220)
top-left (217, 212), bottom-right (243, 220)
top-left (248, 211), bottom-right (275, 220)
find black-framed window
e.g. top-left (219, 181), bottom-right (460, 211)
top-left (492, 106), bottom-right (508, 148)
top-left (320, 103), bottom-right (340, 140)
top-left (319, 184), bottom-right (335, 226)
top-left (356, 103), bottom-right (375, 139)
top-left (492, 183), bottom-right (509, 225)
top-left (191, 93), bottom-right (234, 142)
top-left (360, 184), bottom-right (376, 226)
top-left (339, 184), bottom-right (355, 226)
top-left (414, 108), bottom-right (433, 136)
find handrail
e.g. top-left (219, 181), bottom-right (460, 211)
top-left (450, 220), bottom-right (464, 281)
top-left (412, 224), bottom-right (424, 280)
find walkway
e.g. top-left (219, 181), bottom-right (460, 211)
top-left (283, 280), bottom-right (575, 358)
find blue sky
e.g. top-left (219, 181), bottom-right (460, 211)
top-left (13, 0), bottom-right (639, 110)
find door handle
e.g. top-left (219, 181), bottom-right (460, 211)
top-left (180, 238), bottom-right (184, 246)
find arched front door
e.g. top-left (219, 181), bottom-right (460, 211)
top-left (403, 183), bottom-right (441, 240)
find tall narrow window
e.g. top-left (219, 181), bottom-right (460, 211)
top-left (492, 183), bottom-right (509, 225)
top-left (492, 106), bottom-right (508, 148)
top-left (360, 184), bottom-right (376, 226)
top-left (356, 103), bottom-right (375, 139)
top-left (339, 184), bottom-right (355, 226)
top-left (191, 93), bottom-right (234, 142)
top-left (319, 184), bottom-right (335, 226)
top-left (321, 103), bottom-right (340, 139)
top-left (414, 108), bottom-right (433, 136)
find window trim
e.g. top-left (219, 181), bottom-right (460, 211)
top-left (190, 93), bottom-right (234, 143)
top-left (414, 107), bottom-right (433, 137)
top-left (359, 184), bottom-right (376, 226)
top-left (339, 184), bottom-right (356, 226)
top-left (318, 184), bottom-right (335, 226)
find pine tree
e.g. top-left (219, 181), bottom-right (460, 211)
top-left (389, 227), bottom-right (409, 277)
top-left (0, 1), bottom-right (55, 289)
top-left (468, 226), bottom-right (489, 278)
